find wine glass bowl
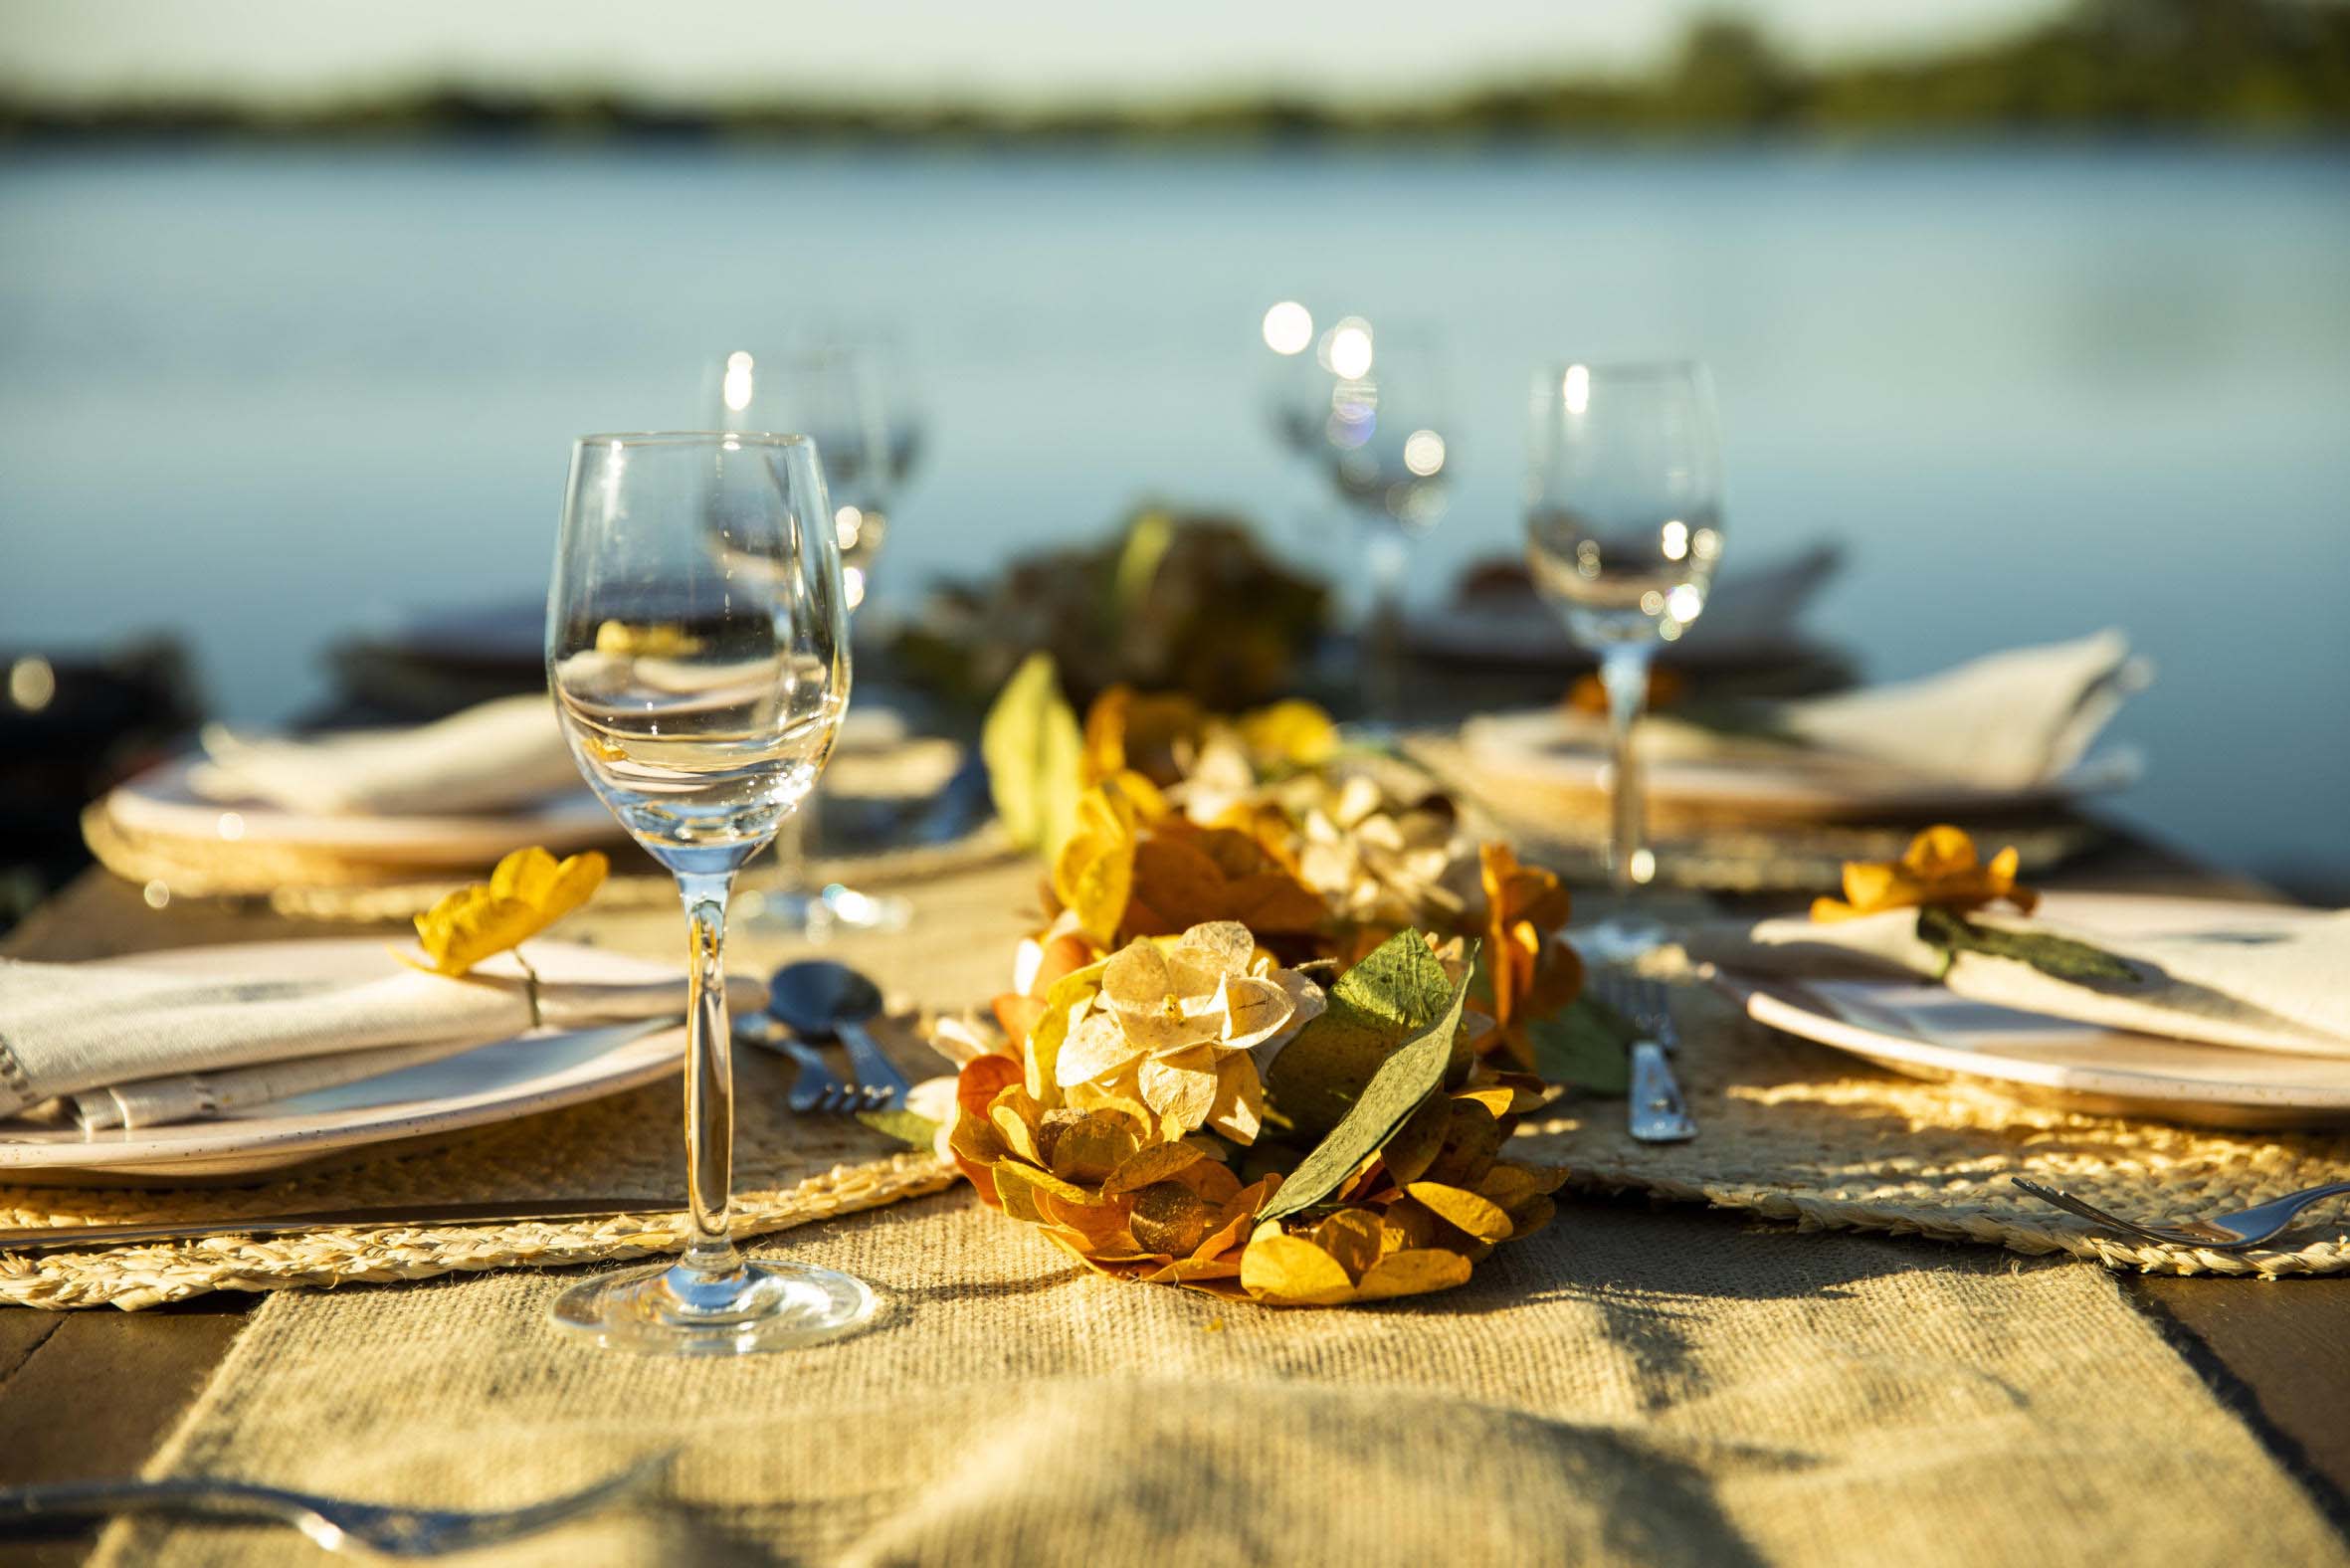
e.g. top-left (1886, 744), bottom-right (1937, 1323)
top-left (1523, 362), bottom-right (1725, 889)
top-left (545, 432), bottom-right (875, 1354)
top-left (716, 342), bottom-right (916, 613)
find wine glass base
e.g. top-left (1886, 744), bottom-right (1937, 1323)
top-left (548, 1258), bottom-right (878, 1356)
top-left (1564, 915), bottom-right (1671, 965)
top-left (742, 883), bottom-right (912, 940)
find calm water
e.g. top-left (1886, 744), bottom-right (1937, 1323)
top-left (3, 144), bottom-right (2347, 887)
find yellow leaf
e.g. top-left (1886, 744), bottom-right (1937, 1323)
top-left (1045, 1110), bottom-right (1140, 1184)
top-left (1307, 1209), bottom-right (1384, 1282)
top-left (1128, 1180), bottom-right (1216, 1256)
top-left (1235, 699), bottom-right (1339, 768)
top-left (1405, 1181), bottom-right (1515, 1245)
top-left (1353, 1248), bottom-right (1473, 1301)
top-left (1240, 1230), bottom-right (1358, 1306)
top-left (1102, 1139), bottom-right (1208, 1195)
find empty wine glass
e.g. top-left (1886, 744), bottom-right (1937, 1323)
top-left (1524, 361), bottom-right (1724, 892)
top-left (546, 432), bottom-right (873, 1354)
top-left (1307, 317), bottom-right (1454, 719)
top-left (713, 341), bottom-right (921, 937)
top-left (715, 342), bottom-right (918, 613)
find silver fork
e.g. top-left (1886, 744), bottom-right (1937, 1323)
top-left (1594, 970), bottom-right (1696, 1143)
top-left (0, 1452), bottom-right (672, 1557)
top-left (2011, 1176), bottom-right (2350, 1251)
top-left (733, 1016), bottom-right (891, 1115)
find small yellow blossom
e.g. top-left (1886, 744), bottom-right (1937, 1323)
top-left (1812, 825), bottom-right (2038, 923)
top-left (412, 846), bottom-right (608, 976)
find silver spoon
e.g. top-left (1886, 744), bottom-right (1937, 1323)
top-left (765, 960), bottom-right (911, 1110)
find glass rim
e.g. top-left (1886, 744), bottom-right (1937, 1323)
top-left (571, 430), bottom-right (817, 450)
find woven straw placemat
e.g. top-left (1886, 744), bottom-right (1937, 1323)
top-left (1518, 961), bottom-right (2350, 1277)
top-left (12, 972), bottom-right (2345, 1311)
top-left (0, 1021), bottom-right (958, 1311)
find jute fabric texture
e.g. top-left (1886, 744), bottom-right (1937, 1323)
top-left (9, 862), bottom-right (2347, 1309)
top-left (93, 1192), bottom-right (2348, 1568)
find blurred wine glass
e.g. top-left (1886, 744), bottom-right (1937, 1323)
top-left (545, 431), bottom-right (875, 1354)
top-left (1320, 319), bottom-right (1452, 718)
top-left (715, 339), bottom-right (921, 614)
top-left (1258, 306), bottom-right (1454, 719)
top-left (1523, 361), bottom-right (1725, 893)
top-left (713, 339), bottom-right (922, 936)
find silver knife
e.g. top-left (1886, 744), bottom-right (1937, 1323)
top-left (0, 1198), bottom-right (681, 1254)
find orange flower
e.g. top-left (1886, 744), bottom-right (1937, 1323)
top-left (1081, 686), bottom-right (1209, 787)
top-left (1812, 825), bottom-right (2039, 923)
top-left (1477, 842), bottom-right (1581, 1070)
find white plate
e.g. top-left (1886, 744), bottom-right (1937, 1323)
top-left (102, 755), bottom-right (621, 865)
top-left (1713, 894), bottom-right (2350, 1129)
top-left (1464, 707), bottom-right (2139, 819)
top-left (0, 941), bottom-right (685, 1184)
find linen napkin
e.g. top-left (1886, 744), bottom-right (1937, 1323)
top-left (1685, 899), bottom-right (2350, 1059)
top-left (190, 693), bottom-right (581, 816)
top-left (1469, 631), bottom-right (2149, 792)
top-left (0, 941), bottom-right (738, 1131)
top-left (192, 692), bottom-right (918, 817)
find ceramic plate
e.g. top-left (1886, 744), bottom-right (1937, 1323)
top-left (0, 940), bottom-right (685, 1184)
top-left (101, 755), bottom-right (622, 864)
top-left (1713, 894), bottom-right (2350, 1129)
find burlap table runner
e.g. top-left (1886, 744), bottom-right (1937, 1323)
top-left (10, 862), bottom-right (2348, 1308)
top-left (93, 1193), bottom-right (2348, 1567)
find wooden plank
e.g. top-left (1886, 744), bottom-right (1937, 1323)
top-left (2129, 1275), bottom-right (2350, 1528)
top-left (0, 1298), bottom-right (252, 1567)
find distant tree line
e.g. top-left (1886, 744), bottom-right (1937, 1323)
top-left (6, 0), bottom-right (2346, 142)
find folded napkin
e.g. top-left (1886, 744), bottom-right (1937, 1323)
top-left (193, 692), bottom-right (916, 817)
top-left (192, 693), bottom-right (581, 816)
top-left (1686, 900), bottom-right (2350, 1059)
top-left (0, 941), bottom-right (739, 1131)
top-left (1473, 631), bottom-right (2148, 792)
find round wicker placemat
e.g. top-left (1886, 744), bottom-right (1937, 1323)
top-left (11, 966), bottom-right (2346, 1311)
top-left (1516, 959), bottom-right (2350, 1278)
top-left (1, 1021), bottom-right (958, 1311)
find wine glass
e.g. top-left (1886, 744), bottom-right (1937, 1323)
top-left (1523, 361), bottom-right (1724, 893)
top-left (1317, 319), bottom-right (1453, 719)
top-left (545, 432), bottom-right (873, 1354)
top-left (715, 341), bottom-right (919, 613)
top-left (714, 341), bottom-right (922, 936)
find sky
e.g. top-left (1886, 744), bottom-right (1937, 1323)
top-left (0, 0), bottom-right (2067, 110)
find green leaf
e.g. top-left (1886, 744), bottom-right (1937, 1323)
top-left (1259, 943), bottom-right (1475, 1224)
top-left (1527, 995), bottom-right (1634, 1096)
top-left (856, 1108), bottom-right (943, 1150)
top-left (1328, 929), bottom-right (1457, 1032)
top-left (980, 652), bottom-right (1084, 856)
top-left (1915, 907), bottom-right (2142, 986)
top-left (1264, 930), bottom-right (1458, 1138)
top-left (1109, 508), bottom-right (1176, 620)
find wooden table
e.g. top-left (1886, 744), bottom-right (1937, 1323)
top-left (3, 841), bottom-right (2345, 1562)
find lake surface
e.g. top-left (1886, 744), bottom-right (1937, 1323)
top-left (3, 143), bottom-right (2347, 888)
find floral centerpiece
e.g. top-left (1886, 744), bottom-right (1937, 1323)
top-left (911, 657), bottom-right (1605, 1307)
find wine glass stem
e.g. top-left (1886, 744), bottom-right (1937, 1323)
top-left (677, 872), bottom-right (740, 1282)
top-left (1363, 525), bottom-right (1409, 720)
top-left (1599, 645), bottom-right (1653, 891)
